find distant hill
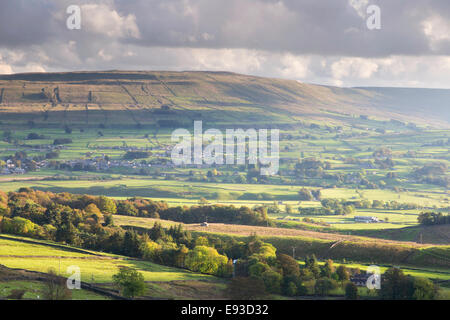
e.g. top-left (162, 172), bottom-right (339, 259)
top-left (0, 70), bottom-right (448, 128)
top-left (357, 224), bottom-right (450, 245)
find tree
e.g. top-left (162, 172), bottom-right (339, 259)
top-left (139, 238), bottom-right (161, 262)
top-left (379, 268), bottom-right (414, 300)
top-left (123, 230), bottom-right (141, 257)
top-left (304, 254), bottom-right (320, 279)
top-left (285, 204), bottom-right (294, 214)
top-left (285, 281), bottom-right (297, 297)
top-left (195, 236), bottom-right (209, 246)
top-left (336, 265), bottom-right (350, 284)
top-left (104, 214), bottom-right (114, 226)
top-left (412, 277), bottom-right (439, 300)
top-left (116, 201), bottom-right (138, 216)
top-left (314, 278), bottom-right (337, 296)
top-left (85, 203), bottom-right (102, 222)
top-left (42, 268), bottom-right (72, 300)
top-left (185, 246), bottom-right (228, 275)
top-left (97, 196), bottom-right (117, 215)
top-left (112, 267), bottom-right (146, 299)
top-left (345, 282), bottom-right (359, 300)
top-left (276, 253), bottom-right (300, 277)
top-left (261, 270), bottom-right (282, 294)
top-left (298, 188), bottom-right (313, 201)
top-left (249, 262), bottom-right (269, 278)
top-left (320, 259), bottom-right (335, 278)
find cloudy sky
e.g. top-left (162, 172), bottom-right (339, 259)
top-left (0, 0), bottom-right (450, 87)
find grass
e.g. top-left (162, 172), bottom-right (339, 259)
top-left (0, 177), bottom-right (445, 208)
top-left (0, 236), bottom-right (215, 284)
top-left (0, 238), bottom-right (93, 257)
top-left (297, 260), bottom-right (450, 281)
top-left (0, 280), bottom-right (110, 300)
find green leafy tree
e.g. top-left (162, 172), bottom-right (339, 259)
top-left (305, 254), bottom-right (320, 279)
top-left (314, 278), bottom-right (338, 296)
top-left (320, 259), bottom-right (335, 278)
top-left (97, 196), bottom-right (117, 215)
top-left (112, 267), bottom-right (146, 299)
top-left (248, 261), bottom-right (269, 278)
top-left (261, 270), bottom-right (282, 294)
top-left (116, 201), bottom-right (138, 216)
top-left (412, 277), bottom-right (439, 300)
top-left (285, 281), bottom-right (297, 297)
top-left (379, 268), bottom-right (414, 300)
top-left (185, 246), bottom-right (228, 275)
top-left (298, 188), bottom-right (313, 201)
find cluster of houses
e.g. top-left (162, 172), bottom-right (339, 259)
top-left (59, 156), bottom-right (169, 171)
top-left (1, 160), bottom-right (26, 174)
top-left (0, 142), bottom-right (176, 175)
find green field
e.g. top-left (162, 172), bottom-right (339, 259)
top-left (0, 236), bottom-right (214, 284)
top-left (0, 236), bottom-right (224, 300)
top-left (0, 281), bottom-right (110, 300)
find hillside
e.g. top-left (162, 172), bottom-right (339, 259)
top-left (113, 215), bottom-right (450, 269)
top-left (0, 235), bottom-right (224, 300)
top-left (356, 224), bottom-right (450, 245)
top-left (0, 71), bottom-right (448, 128)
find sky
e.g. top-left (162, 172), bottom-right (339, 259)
top-left (0, 0), bottom-right (450, 88)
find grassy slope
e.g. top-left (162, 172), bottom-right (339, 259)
top-left (0, 235), bottom-right (215, 283)
top-left (354, 224), bottom-right (450, 245)
top-left (0, 71), bottom-right (449, 128)
top-left (113, 215), bottom-right (450, 269)
top-left (0, 280), bottom-right (110, 300)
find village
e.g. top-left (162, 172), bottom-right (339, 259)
top-left (0, 143), bottom-right (175, 175)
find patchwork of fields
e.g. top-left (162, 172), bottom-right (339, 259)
top-left (0, 71), bottom-right (449, 299)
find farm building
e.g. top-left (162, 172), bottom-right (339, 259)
top-left (354, 216), bottom-right (380, 223)
top-left (350, 274), bottom-right (371, 287)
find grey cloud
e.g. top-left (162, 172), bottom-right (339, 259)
top-left (0, 0), bottom-right (449, 56)
top-left (115, 0), bottom-right (449, 56)
top-left (0, 0), bottom-right (449, 88)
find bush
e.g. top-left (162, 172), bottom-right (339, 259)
top-left (45, 152), bottom-right (59, 159)
top-left (7, 289), bottom-right (27, 300)
top-left (26, 133), bottom-right (45, 140)
top-left (53, 138), bottom-right (72, 145)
